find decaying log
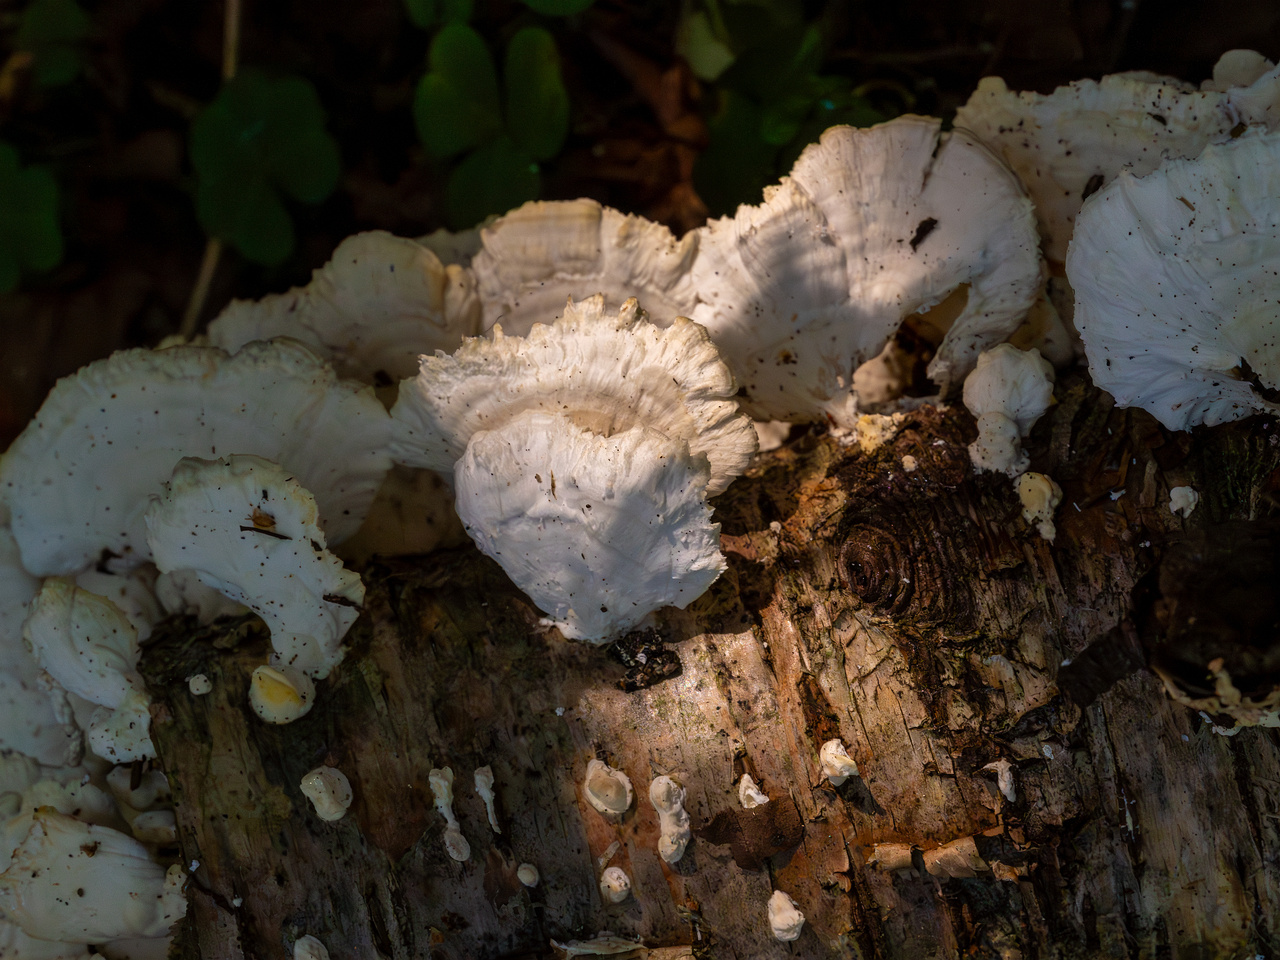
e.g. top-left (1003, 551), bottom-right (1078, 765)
top-left (141, 377), bottom-right (1280, 960)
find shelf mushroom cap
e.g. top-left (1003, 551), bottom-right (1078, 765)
top-left (145, 455), bottom-right (364, 679)
top-left (688, 116), bottom-right (1043, 424)
top-left (1068, 130), bottom-right (1280, 431)
top-left (392, 295), bottom-right (755, 497)
top-left (393, 296), bottom-right (753, 641)
top-left (208, 230), bottom-right (481, 382)
top-left (0, 339), bottom-right (391, 577)
top-left (471, 199), bottom-right (699, 337)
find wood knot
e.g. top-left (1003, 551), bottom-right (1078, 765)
top-left (840, 522), bottom-right (914, 615)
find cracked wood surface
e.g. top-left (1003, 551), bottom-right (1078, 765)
top-left (142, 379), bottom-right (1280, 960)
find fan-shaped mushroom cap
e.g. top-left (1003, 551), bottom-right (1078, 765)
top-left (1068, 130), bottom-right (1280, 431)
top-left (460, 411), bottom-right (724, 641)
top-left (471, 200), bottom-right (699, 336)
top-left (145, 455), bottom-right (364, 679)
top-left (689, 116), bottom-right (1043, 423)
top-left (393, 296), bottom-right (752, 641)
top-left (955, 63), bottom-right (1280, 264)
top-left (0, 340), bottom-right (391, 577)
top-left (583, 759), bottom-right (633, 815)
top-left (208, 231), bottom-right (481, 382)
top-left (392, 295), bottom-right (755, 497)
top-left (0, 809), bottom-right (186, 943)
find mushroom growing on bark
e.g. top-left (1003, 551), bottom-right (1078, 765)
top-left (391, 295), bottom-right (756, 641)
top-left (962, 343), bottom-right (1055, 477)
top-left (0, 340), bottom-right (391, 577)
top-left (688, 116), bottom-right (1043, 424)
top-left (1068, 129), bottom-right (1280, 431)
top-left (145, 455), bottom-right (364, 681)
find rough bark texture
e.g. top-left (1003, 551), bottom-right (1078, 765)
top-left (141, 377), bottom-right (1280, 960)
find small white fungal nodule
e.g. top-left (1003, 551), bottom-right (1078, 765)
top-left (583, 759), bottom-right (633, 816)
top-left (293, 935), bottom-right (330, 960)
top-left (474, 765), bottom-right (500, 833)
top-left (738, 773), bottom-right (769, 809)
top-left (1169, 485), bottom-right (1200, 518)
top-left (517, 862), bottom-right (540, 887)
top-left (648, 775), bottom-right (692, 864)
top-left (818, 739), bottom-right (859, 786)
top-left (599, 865), bottom-right (631, 904)
top-left (428, 766), bottom-right (470, 862)
top-left (187, 673), bottom-right (212, 695)
top-left (300, 766), bottom-right (354, 822)
top-left (768, 889), bottom-right (805, 941)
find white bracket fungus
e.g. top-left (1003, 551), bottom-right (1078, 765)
top-left (470, 199), bottom-right (698, 336)
top-left (599, 866), bottom-right (631, 904)
top-left (1017, 473), bottom-right (1064, 541)
top-left (0, 809), bottom-right (186, 942)
top-left (818, 739), bottom-right (859, 786)
top-left (474, 765), bottom-right (500, 833)
top-left (767, 889), bottom-right (805, 942)
top-left (0, 339), bottom-right (390, 577)
top-left (516, 862), bottom-right (540, 887)
top-left (22, 579), bottom-right (156, 763)
top-left (963, 344), bottom-right (1054, 477)
top-left (391, 295), bottom-right (756, 641)
top-left (583, 759), bottom-right (633, 816)
top-left (300, 766), bottom-right (353, 822)
top-left (209, 230), bottom-right (481, 383)
top-left (428, 767), bottom-right (470, 862)
top-left (1068, 131), bottom-right (1280, 431)
top-left (689, 116), bottom-right (1043, 424)
top-left (1169, 485), bottom-right (1200, 518)
top-left (922, 836), bottom-right (990, 879)
top-left (248, 665), bottom-right (315, 725)
top-left (146, 455), bottom-right (364, 681)
top-left (131, 810), bottom-right (177, 845)
top-left (738, 773), bottom-right (769, 809)
top-left (648, 775), bottom-right (691, 864)
top-left (956, 58), bottom-right (1280, 265)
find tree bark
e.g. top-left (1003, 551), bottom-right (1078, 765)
top-left (141, 377), bottom-right (1280, 960)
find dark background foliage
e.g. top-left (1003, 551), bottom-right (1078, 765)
top-left (0, 0), bottom-right (1276, 447)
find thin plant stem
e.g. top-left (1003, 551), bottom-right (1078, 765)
top-left (178, 0), bottom-right (241, 340)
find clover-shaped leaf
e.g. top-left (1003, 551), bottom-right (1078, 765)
top-left (0, 143), bottom-right (63, 293)
top-left (414, 24), bottom-right (569, 228)
top-left (191, 69), bottom-right (341, 266)
top-left (16, 0), bottom-right (91, 88)
top-left (404, 0), bottom-right (472, 30)
top-left (413, 22), bottom-right (503, 159)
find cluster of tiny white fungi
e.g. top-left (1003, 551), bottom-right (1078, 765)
top-left (1, 47), bottom-right (1278, 955)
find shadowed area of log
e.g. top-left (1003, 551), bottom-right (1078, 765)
top-left (137, 382), bottom-right (1280, 960)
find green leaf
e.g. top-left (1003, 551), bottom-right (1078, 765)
top-left (444, 135), bottom-right (538, 230)
top-left (191, 70), bottom-right (340, 264)
top-left (675, 9), bottom-right (736, 81)
top-left (693, 91), bottom-right (778, 217)
top-left (504, 28), bottom-right (569, 162)
top-left (404, 0), bottom-right (471, 28)
top-left (15, 165), bottom-right (62, 271)
top-left (413, 23), bottom-right (502, 158)
top-left (520, 0), bottom-right (594, 15)
top-left (0, 142), bottom-right (62, 289)
top-left (16, 0), bottom-right (91, 88)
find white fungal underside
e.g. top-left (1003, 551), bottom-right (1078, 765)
top-left (456, 411), bottom-right (725, 642)
top-left (0, 340), bottom-right (391, 577)
top-left (1069, 130), bottom-right (1280, 431)
top-left (689, 116), bottom-right (1043, 423)
top-left (145, 455), bottom-right (364, 679)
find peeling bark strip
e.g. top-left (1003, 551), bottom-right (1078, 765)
top-left (143, 379), bottom-right (1280, 960)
